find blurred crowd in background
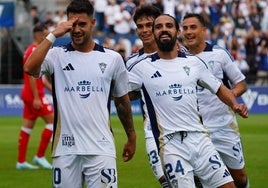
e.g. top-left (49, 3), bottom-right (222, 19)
top-left (17, 0), bottom-right (268, 85)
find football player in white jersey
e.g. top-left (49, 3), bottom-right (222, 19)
top-left (23, 0), bottom-right (136, 187)
top-left (126, 5), bottom-right (168, 187)
top-left (128, 14), bottom-right (249, 188)
top-left (182, 13), bottom-right (249, 188)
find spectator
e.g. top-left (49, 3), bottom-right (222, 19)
top-left (134, 0), bottom-right (148, 7)
top-left (228, 35), bottom-right (239, 59)
top-left (210, 23), bottom-right (224, 46)
top-left (42, 11), bottom-right (56, 32)
top-left (233, 10), bottom-right (249, 37)
top-left (115, 37), bottom-right (131, 62)
top-left (53, 10), bottom-right (67, 26)
top-left (234, 53), bottom-right (250, 76)
top-left (261, 4), bottom-right (268, 31)
top-left (93, 0), bottom-right (108, 34)
top-left (243, 28), bottom-right (259, 80)
top-left (152, 0), bottom-right (164, 13)
top-left (219, 13), bottom-right (234, 39)
top-left (120, 0), bottom-right (137, 35)
top-left (176, 0), bottom-right (192, 22)
top-left (120, 0), bottom-right (136, 15)
top-left (102, 36), bottom-right (116, 49)
top-left (208, 0), bottom-right (223, 30)
top-left (194, 0), bottom-right (211, 26)
top-left (255, 31), bottom-right (268, 85)
top-left (248, 4), bottom-right (262, 32)
top-left (104, 0), bottom-right (121, 36)
top-left (162, 0), bottom-right (176, 17)
top-left (114, 6), bottom-right (132, 36)
top-left (29, 6), bottom-right (40, 26)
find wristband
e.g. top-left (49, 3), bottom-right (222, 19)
top-left (46, 33), bottom-right (56, 43)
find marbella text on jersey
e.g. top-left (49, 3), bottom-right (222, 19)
top-left (155, 84), bottom-right (195, 100)
top-left (64, 80), bottom-right (104, 99)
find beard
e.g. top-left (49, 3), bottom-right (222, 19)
top-left (155, 33), bottom-right (177, 52)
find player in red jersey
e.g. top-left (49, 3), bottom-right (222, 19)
top-left (16, 24), bottom-right (54, 170)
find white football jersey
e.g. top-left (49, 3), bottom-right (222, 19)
top-left (128, 52), bottom-right (221, 146)
top-left (193, 43), bottom-right (246, 131)
top-left (126, 49), bottom-right (155, 139)
top-left (39, 43), bottom-right (128, 157)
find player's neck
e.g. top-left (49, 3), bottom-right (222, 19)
top-left (143, 43), bottom-right (158, 54)
top-left (158, 47), bottom-right (178, 60)
top-left (188, 41), bottom-right (206, 55)
top-left (72, 40), bottom-right (95, 52)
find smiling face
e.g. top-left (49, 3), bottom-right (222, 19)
top-left (68, 12), bottom-right (95, 48)
top-left (153, 15), bottom-right (179, 52)
top-left (136, 16), bottom-right (155, 47)
top-left (182, 16), bottom-right (206, 53)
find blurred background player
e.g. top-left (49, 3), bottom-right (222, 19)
top-left (17, 24), bottom-right (54, 170)
top-left (126, 5), bottom-right (168, 187)
top-left (182, 13), bottom-right (249, 188)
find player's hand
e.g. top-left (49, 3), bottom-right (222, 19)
top-left (233, 103), bottom-right (249, 118)
top-left (122, 133), bottom-right (136, 162)
top-left (33, 98), bottom-right (42, 110)
top-left (52, 18), bottom-right (78, 37)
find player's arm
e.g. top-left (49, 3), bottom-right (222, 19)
top-left (128, 91), bottom-right (141, 101)
top-left (231, 80), bottom-right (247, 97)
top-left (42, 75), bottom-right (52, 92)
top-left (24, 18), bottom-right (78, 76)
top-left (216, 84), bottom-right (248, 118)
top-left (28, 75), bottom-right (42, 109)
top-left (114, 94), bottom-right (136, 162)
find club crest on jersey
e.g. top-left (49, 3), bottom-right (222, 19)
top-left (99, 62), bottom-right (107, 73)
top-left (183, 66), bottom-right (190, 76)
top-left (64, 80), bottom-right (104, 99)
top-left (208, 60), bottom-right (214, 70)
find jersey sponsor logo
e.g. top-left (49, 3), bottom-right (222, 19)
top-left (101, 168), bottom-right (117, 184)
top-left (155, 83), bottom-right (194, 101)
top-left (151, 71), bottom-right (162, 78)
top-left (62, 134), bottom-right (75, 147)
top-left (209, 154), bottom-right (222, 170)
top-left (64, 80), bottom-right (104, 99)
top-left (62, 63), bottom-right (75, 71)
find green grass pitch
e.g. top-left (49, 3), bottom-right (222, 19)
top-left (0, 114), bottom-right (267, 187)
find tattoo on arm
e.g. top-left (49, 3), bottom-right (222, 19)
top-left (114, 96), bottom-right (135, 137)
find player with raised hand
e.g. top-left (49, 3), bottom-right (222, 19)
top-left (24, 0), bottom-right (136, 187)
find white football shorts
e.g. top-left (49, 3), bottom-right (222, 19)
top-left (52, 155), bottom-right (117, 188)
top-left (209, 124), bottom-right (245, 170)
top-left (146, 136), bottom-right (165, 180)
top-left (160, 131), bottom-right (233, 188)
